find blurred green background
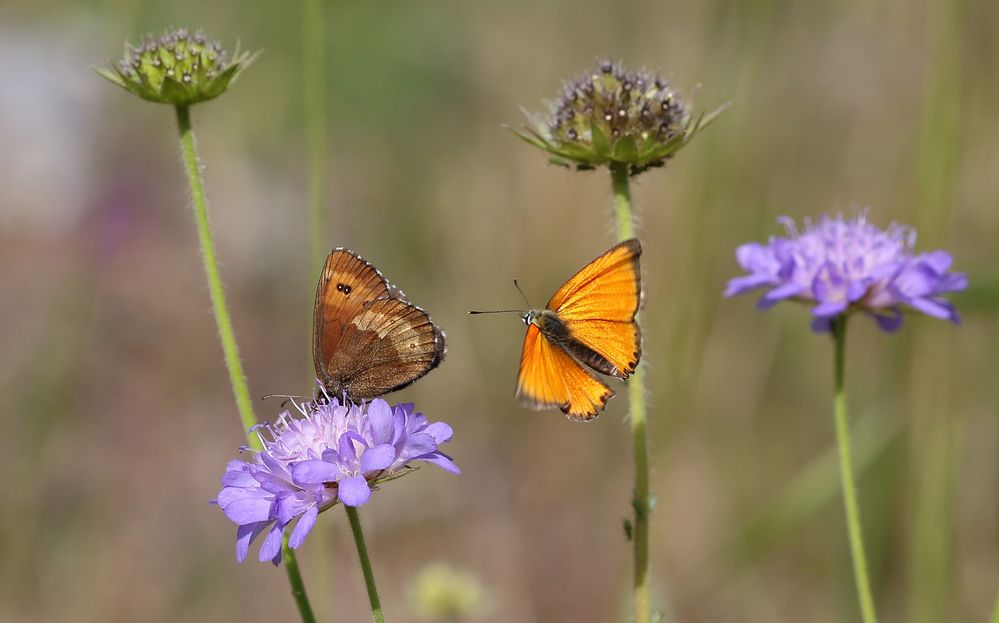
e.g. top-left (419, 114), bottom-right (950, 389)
top-left (1, 0), bottom-right (997, 621)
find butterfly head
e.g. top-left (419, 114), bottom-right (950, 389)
top-left (521, 310), bottom-right (541, 326)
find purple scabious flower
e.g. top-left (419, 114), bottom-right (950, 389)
top-left (212, 397), bottom-right (459, 565)
top-left (724, 214), bottom-right (967, 332)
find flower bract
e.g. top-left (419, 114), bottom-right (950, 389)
top-left (514, 60), bottom-right (726, 175)
top-left (96, 28), bottom-right (254, 106)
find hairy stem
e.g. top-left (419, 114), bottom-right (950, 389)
top-left (346, 506), bottom-right (385, 622)
top-left (175, 104), bottom-right (260, 450)
top-left (283, 534), bottom-right (317, 623)
top-left (176, 105), bottom-right (314, 620)
top-left (832, 315), bottom-right (878, 623)
top-left (611, 162), bottom-right (650, 623)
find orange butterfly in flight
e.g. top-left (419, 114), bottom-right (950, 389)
top-left (474, 239), bottom-right (642, 420)
top-left (313, 248), bottom-right (446, 402)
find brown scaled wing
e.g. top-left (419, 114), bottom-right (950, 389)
top-left (313, 249), bottom-right (446, 401)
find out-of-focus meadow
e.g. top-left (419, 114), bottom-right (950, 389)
top-left (2, 0), bottom-right (998, 621)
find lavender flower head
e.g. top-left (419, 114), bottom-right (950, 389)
top-left (213, 396), bottom-right (459, 564)
top-left (724, 214), bottom-right (967, 332)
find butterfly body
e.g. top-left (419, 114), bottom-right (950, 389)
top-left (313, 248), bottom-right (445, 402)
top-left (514, 239), bottom-right (643, 421)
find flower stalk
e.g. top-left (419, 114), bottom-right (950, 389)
top-left (611, 162), bottom-right (650, 623)
top-left (175, 104), bottom-right (261, 451)
top-left (346, 506), bottom-right (385, 623)
top-left (831, 315), bottom-right (878, 623)
top-left (283, 532), bottom-right (318, 623)
top-left (177, 102), bottom-right (316, 619)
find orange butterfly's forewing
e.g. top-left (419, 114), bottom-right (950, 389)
top-left (547, 239), bottom-right (642, 378)
top-left (516, 324), bottom-right (613, 421)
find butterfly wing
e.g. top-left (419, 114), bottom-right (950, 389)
top-left (516, 323), bottom-right (613, 421)
top-left (546, 239), bottom-right (642, 378)
top-left (313, 249), bottom-right (445, 399)
top-left (328, 297), bottom-right (446, 399)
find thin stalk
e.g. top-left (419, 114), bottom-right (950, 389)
top-left (610, 162), bottom-right (649, 623)
top-left (283, 534), bottom-right (317, 623)
top-left (174, 104), bottom-right (260, 451)
top-left (303, 0), bottom-right (329, 277)
top-left (991, 588), bottom-right (999, 623)
top-left (831, 316), bottom-right (878, 623)
top-left (175, 105), bottom-right (314, 621)
top-left (345, 506), bottom-right (385, 623)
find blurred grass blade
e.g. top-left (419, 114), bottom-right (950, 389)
top-left (721, 408), bottom-right (902, 571)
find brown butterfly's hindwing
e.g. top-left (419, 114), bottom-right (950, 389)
top-left (313, 248), bottom-right (445, 401)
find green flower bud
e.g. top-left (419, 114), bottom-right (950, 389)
top-left (514, 60), bottom-right (726, 175)
top-left (95, 28), bottom-right (254, 106)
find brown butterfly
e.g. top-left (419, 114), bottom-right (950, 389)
top-left (313, 248), bottom-right (446, 402)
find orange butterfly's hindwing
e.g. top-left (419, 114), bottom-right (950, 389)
top-left (516, 324), bottom-right (613, 421)
top-left (313, 248), bottom-right (445, 401)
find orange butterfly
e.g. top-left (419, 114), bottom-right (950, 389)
top-left (313, 248), bottom-right (446, 402)
top-left (475, 239), bottom-right (642, 420)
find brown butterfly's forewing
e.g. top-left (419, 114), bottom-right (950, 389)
top-left (313, 249), bottom-right (446, 401)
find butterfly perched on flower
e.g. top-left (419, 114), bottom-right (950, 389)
top-left (313, 248), bottom-right (446, 402)
top-left (473, 239), bottom-right (643, 420)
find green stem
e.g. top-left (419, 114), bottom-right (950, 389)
top-left (174, 104), bottom-right (261, 451)
top-left (175, 105), bottom-right (315, 621)
top-left (832, 315), bottom-right (878, 623)
top-left (303, 0), bottom-right (329, 277)
top-left (612, 163), bottom-right (636, 240)
top-left (611, 162), bottom-right (649, 623)
top-left (283, 534), bottom-right (317, 623)
top-left (991, 587), bottom-right (999, 623)
top-left (345, 506), bottom-right (385, 623)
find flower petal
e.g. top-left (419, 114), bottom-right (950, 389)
top-left (400, 432), bottom-right (438, 460)
top-left (292, 460), bottom-right (342, 485)
top-left (224, 497), bottom-right (274, 524)
top-left (276, 491), bottom-right (313, 525)
top-left (423, 422), bottom-right (453, 444)
top-left (908, 296), bottom-right (952, 319)
top-left (235, 522), bottom-right (268, 563)
top-left (338, 476), bottom-right (372, 507)
top-left (258, 523), bottom-right (285, 563)
top-left (724, 274), bottom-right (774, 298)
top-left (289, 506), bottom-right (319, 549)
top-left (420, 451), bottom-right (461, 474)
top-left (360, 443), bottom-right (397, 473)
top-left (757, 282), bottom-right (804, 309)
top-left (367, 399), bottom-right (394, 444)
top-left (812, 300), bottom-right (847, 317)
top-left (871, 310), bottom-right (903, 332)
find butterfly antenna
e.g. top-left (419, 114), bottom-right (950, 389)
top-left (513, 278), bottom-right (532, 308)
top-left (468, 278), bottom-right (533, 315)
top-left (468, 309), bottom-right (524, 315)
